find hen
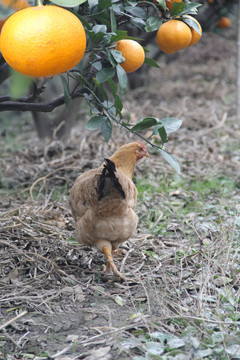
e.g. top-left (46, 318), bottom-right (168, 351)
top-left (69, 141), bottom-right (148, 280)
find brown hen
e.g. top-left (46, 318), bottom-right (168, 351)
top-left (69, 141), bottom-right (148, 280)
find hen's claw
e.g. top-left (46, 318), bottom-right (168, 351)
top-left (102, 246), bottom-right (129, 281)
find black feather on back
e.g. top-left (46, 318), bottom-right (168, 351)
top-left (98, 158), bottom-right (125, 201)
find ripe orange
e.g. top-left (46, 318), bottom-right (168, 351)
top-left (217, 16), bottom-right (231, 29)
top-left (0, 0), bottom-right (29, 10)
top-left (166, 0), bottom-right (182, 11)
top-left (115, 39), bottom-right (145, 73)
top-left (156, 20), bottom-right (192, 54)
top-left (183, 15), bottom-right (202, 47)
top-left (0, 5), bottom-right (86, 77)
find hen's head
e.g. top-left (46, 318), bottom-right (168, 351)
top-left (114, 141), bottom-right (148, 160)
top-left (134, 141), bottom-right (149, 160)
top-left (110, 141), bottom-right (148, 178)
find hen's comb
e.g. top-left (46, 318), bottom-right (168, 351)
top-left (136, 140), bottom-right (147, 151)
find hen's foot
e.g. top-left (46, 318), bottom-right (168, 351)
top-left (102, 246), bottom-right (129, 281)
top-left (102, 262), bottom-right (113, 276)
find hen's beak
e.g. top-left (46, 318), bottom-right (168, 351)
top-left (144, 152), bottom-right (149, 157)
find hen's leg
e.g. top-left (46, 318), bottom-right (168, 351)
top-left (102, 246), bottom-right (127, 281)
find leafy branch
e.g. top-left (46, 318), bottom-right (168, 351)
top-left (0, 0), bottom-right (198, 171)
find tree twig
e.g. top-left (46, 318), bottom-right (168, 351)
top-left (0, 310), bottom-right (28, 331)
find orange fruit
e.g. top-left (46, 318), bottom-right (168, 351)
top-left (115, 39), bottom-right (145, 73)
top-left (0, 5), bottom-right (86, 77)
top-left (0, 0), bottom-right (29, 10)
top-left (217, 16), bottom-right (231, 29)
top-left (166, 0), bottom-right (182, 11)
top-left (183, 15), bottom-right (202, 47)
top-left (208, 0), bottom-right (214, 3)
top-left (156, 20), bottom-right (192, 54)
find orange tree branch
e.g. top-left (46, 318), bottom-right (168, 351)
top-left (0, 90), bottom-right (86, 112)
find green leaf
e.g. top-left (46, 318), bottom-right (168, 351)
top-left (168, 337), bottom-right (185, 349)
top-left (50, 0), bottom-right (87, 6)
top-left (152, 118), bottom-right (182, 136)
top-left (114, 94), bottom-right (123, 114)
top-left (144, 57), bottom-right (160, 68)
top-left (116, 64), bottom-right (127, 94)
top-left (88, 0), bottom-right (98, 10)
top-left (226, 345), bottom-right (240, 357)
top-left (103, 34), bottom-right (112, 46)
top-left (108, 78), bottom-right (117, 96)
top-left (145, 16), bottom-right (162, 32)
top-left (131, 18), bottom-right (146, 31)
top-left (112, 2), bottom-right (122, 14)
top-left (67, 237), bottom-right (79, 245)
top-left (114, 295), bottom-right (124, 306)
top-left (157, 125), bottom-right (168, 143)
top-left (160, 118), bottom-right (182, 133)
top-left (170, 1), bottom-right (185, 15)
top-left (87, 28), bottom-right (106, 44)
top-left (175, 3), bottom-right (202, 16)
top-left (92, 24), bottom-right (107, 34)
top-left (60, 75), bottom-right (71, 111)
top-left (92, 60), bottom-right (102, 71)
top-left (142, 250), bottom-right (161, 260)
top-left (155, 0), bottom-right (167, 10)
top-left (10, 69), bottom-right (33, 99)
top-left (94, 13), bottom-right (111, 28)
top-left (98, 0), bottom-right (111, 10)
top-left (110, 49), bottom-right (125, 64)
top-left (195, 349), bottom-right (213, 358)
top-left (128, 312), bottom-right (142, 320)
top-left (101, 118), bottom-right (112, 143)
top-left (15, 354), bottom-right (35, 359)
top-left (96, 67), bottom-right (115, 83)
top-left (181, 16), bottom-right (202, 35)
top-left (93, 78), bottom-right (108, 100)
top-left (131, 117), bottom-right (159, 132)
top-left (110, 30), bottom-right (141, 44)
top-left (124, 5), bottom-right (148, 20)
top-left (86, 115), bottom-right (107, 130)
top-left (110, 7), bottom-right (117, 32)
top-left (146, 342), bottom-right (164, 356)
top-left (159, 149), bottom-right (181, 174)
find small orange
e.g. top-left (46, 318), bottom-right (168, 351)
top-left (183, 15), bottom-right (202, 47)
top-left (156, 19), bottom-right (192, 54)
top-left (1, 5), bottom-right (86, 77)
top-left (115, 39), bottom-right (145, 73)
top-left (0, 0), bottom-right (29, 10)
top-left (166, 0), bottom-right (182, 11)
top-left (216, 16), bottom-right (231, 29)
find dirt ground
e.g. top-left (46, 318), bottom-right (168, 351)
top-left (1, 32), bottom-right (240, 360)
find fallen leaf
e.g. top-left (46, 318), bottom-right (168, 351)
top-left (114, 295), bottom-right (124, 306)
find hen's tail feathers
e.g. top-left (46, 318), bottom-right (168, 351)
top-left (98, 158), bottom-right (125, 201)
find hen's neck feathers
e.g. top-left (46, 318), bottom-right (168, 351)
top-left (109, 150), bottom-right (136, 179)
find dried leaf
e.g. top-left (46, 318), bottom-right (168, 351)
top-left (114, 295), bottom-right (124, 306)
